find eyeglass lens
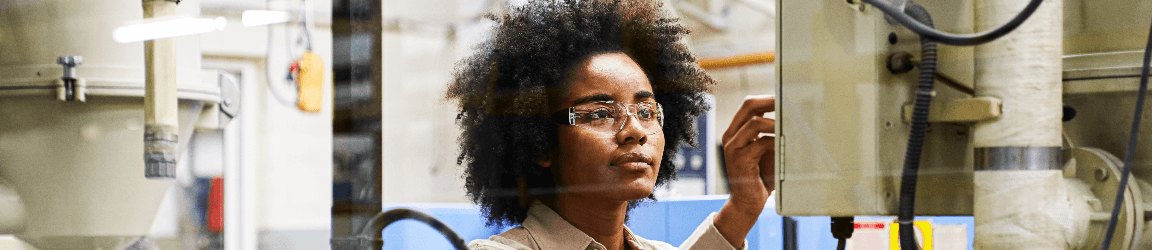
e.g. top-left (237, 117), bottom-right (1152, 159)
top-left (573, 102), bottom-right (662, 134)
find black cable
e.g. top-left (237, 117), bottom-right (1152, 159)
top-left (895, 2), bottom-right (935, 250)
top-left (1099, 13), bottom-right (1152, 250)
top-left (361, 208), bottom-right (469, 250)
top-left (859, 0), bottom-right (1043, 46)
top-left (831, 217), bottom-right (854, 250)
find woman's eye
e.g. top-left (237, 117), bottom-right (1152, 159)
top-left (637, 108), bottom-right (653, 119)
top-left (588, 109), bottom-right (613, 119)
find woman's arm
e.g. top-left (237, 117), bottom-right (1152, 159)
top-left (713, 95), bottom-right (776, 249)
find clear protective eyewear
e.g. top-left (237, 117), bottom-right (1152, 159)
top-left (555, 100), bottom-right (664, 135)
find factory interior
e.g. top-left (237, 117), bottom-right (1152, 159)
top-left (2, 0), bottom-right (1152, 249)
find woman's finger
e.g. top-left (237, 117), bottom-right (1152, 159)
top-left (723, 95), bottom-right (776, 143)
top-left (746, 134), bottom-right (774, 155)
top-left (759, 140), bottom-right (775, 192)
top-left (724, 116), bottom-right (774, 148)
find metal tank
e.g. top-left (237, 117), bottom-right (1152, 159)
top-left (0, 0), bottom-right (220, 249)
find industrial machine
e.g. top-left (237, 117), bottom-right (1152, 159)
top-left (775, 0), bottom-right (1152, 249)
top-left (0, 0), bottom-right (231, 249)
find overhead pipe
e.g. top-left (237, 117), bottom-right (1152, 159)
top-left (698, 50), bottom-right (775, 70)
top-left (143, 0), bottom-right (181, 179)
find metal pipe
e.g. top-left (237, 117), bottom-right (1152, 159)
top-left (0, 178), bottom-right (24, 234)
top-left (143, 0), bottom-right (181, 179)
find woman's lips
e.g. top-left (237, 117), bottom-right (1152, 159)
top-left (612, 152), bottom-right (654, 170)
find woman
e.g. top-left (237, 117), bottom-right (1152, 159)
top-left (446, 0), bottom-right (775, 249)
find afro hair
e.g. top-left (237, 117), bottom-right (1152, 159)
top-left (446, 0), bottom-right (715, 227)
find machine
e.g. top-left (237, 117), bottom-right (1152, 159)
top-left (0, 0), bottom-right (233, 249)
top-left (775, 0), bottom-right (1152, 249)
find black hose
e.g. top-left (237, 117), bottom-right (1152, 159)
top-left (1099, 13), bottom-right (1152, 250)
top-left (896, 2), bottom-right (936, 250)
top-left (360, 208), bottom-right (469, 250)
top-left (859, 0), bottom-right (1043, 46)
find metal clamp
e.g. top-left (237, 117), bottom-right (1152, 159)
top-left (975, 146), bottom-right (1062, 171)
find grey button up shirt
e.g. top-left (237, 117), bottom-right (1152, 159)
top-left (469, 201), bottom-right (747, 250)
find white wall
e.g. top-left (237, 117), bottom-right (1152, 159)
top-left (380, 0), bottom-right (490, 203)
top-left (199, 0), bottom-right (334, 244)
top-left (673, 0), bottom-right (776, 194)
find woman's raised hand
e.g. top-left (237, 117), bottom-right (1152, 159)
top-left (713, 95), bottom-right (776, 249)
top-left (721, 95), bottom-right (776, 207)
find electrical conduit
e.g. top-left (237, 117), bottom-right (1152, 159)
top-left (895, 2), bottom-right (936, 250)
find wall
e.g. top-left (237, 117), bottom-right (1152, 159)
top-left (379, 0), bottom-right (491, 203)
top-left (673, 0), bottom-right (777, 194)
top-left (200, 0), bottom-right (334, 248)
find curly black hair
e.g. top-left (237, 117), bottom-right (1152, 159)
top-left (446, 0), bottom-right (715, 227)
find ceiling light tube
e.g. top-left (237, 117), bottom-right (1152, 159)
top-left (114, 17), bottom-right (227, 43)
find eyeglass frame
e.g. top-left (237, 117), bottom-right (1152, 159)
top-left (552, 100), bottom-right (664, 135)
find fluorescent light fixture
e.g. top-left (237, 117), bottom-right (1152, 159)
top-left (114, 17), bottom-right (227, 43)
top-left (242, 10), bottom-right (293, 27)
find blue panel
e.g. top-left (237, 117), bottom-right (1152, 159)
top-left (376, 198), bottom-right (975, 250)
top-left (751, 208), bottom-right (784, 250)
top-left (795, 216), bottom-right (834, 250)
top-left (675, 112), bottom-right (710, 180)
top-left (665, 197), bottom-right (727, 246)
top-left (625, 201), bottom-right (669, 242)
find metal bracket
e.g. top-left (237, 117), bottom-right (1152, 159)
top-left (901, 97), bottom-right (1001, 123)
top-left (56, 56), bottom-right (86, 102)
top-left (218, 71), bottom-right (241, 127)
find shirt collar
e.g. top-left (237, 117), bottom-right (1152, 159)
top-left (522, 201), bottom-right (647, 250)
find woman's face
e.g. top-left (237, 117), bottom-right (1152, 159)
top-left (548, 52), bottom-right (665, 201)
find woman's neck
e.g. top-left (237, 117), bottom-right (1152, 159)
top-left (547, 194), bottom-right (631, 250)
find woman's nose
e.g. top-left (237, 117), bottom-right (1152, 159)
top-left (616, 115), bottom-right (648, 145)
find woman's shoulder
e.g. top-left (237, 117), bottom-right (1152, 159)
top-left (468, 226), bottom-right (537, 250)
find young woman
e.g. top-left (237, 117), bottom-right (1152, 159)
top-left (447, 1), bottom-right (775, 249)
